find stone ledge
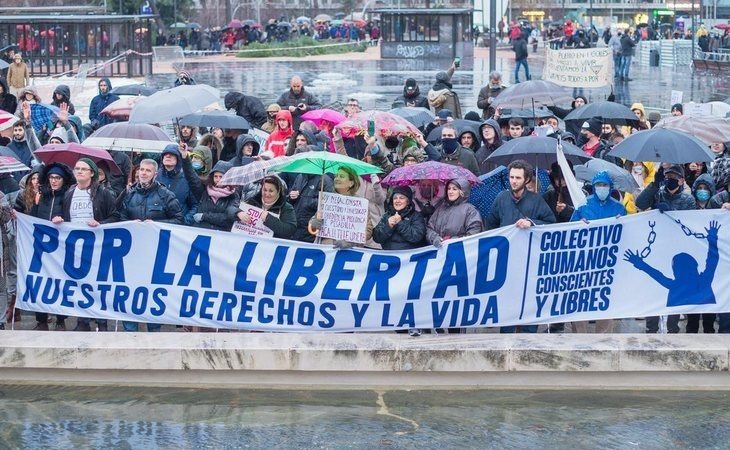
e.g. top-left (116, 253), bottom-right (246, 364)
top-left (0, 332), bottom-right (728, 389)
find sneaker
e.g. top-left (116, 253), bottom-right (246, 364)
top-left (72, 322), bottom-right (91, 332)
top-left (33, 322), bottom-right (50, 331)
top-left (54, 319), bottom-right (66, 331)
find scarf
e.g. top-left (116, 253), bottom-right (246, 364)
top-left (207, 185), bottom-right (234, 204)
top-left (262, 193), bottom-right (279, 210)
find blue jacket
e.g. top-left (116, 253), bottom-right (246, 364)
top-left (88, 78), bottom-right (120, 128)
top-left (571, 195), bottom-right (626, 221)
top-left (156, 145), bottom-right (198, 224)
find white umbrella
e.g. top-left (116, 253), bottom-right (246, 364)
top-left (129, 84), bottom-right (221, 124)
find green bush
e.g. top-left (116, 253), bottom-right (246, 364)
top-left (237, 37), bottom-right (367, 58)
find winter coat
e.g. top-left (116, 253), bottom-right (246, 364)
top-left (393, 84), bottom-right (428, 109)
top-left (191, 145), bottom-right (213, 178)
top-left (0, 78), bottom-right (17, 114)
top-left (7, 123), bottom-right (38, 172)
top-left (427, 89), bottom-right (462, 119)
top-left (263, 110), bottom-right (293, 157)
top-left (543, 187), bottom-right (576, 223)
top-left (440, 146), bottom-right (480, 176)
top-left (571, 172), bottom-right (627, 221)
top-left (458, 127), bottom-right (480, 152)
top-left (119, 181), bottom-right (183, 224)
top-left (620, 34), bottom-right (636, 57)
top-left (224, 91), bottom-right (267, 128)
top-left (50, 84), bottom-right (75, 115)
top-left (29, 163), bottom-right (74, 221)
top-left (711, 153), bottom-right (730, 188)
top-left (229, 133), bottom-right (261, 167)
top-left (88, 78), bottom-right (120, 129)
top-left (61, 183), bottom-right (119, 223)
top-left (474, 119), bottom-right (503, 175)
top-left (184, 158), bottom-right (240, 231)
top-left (199, 133), bottom-right (224, 165)
top-left (276, 87), bottom-right (322, 129)
top-left (247, 176), bottom-right (297, 240)
top-left (290, 173), bottom-right (334, 243)
top-left (426, 179), bottom-right (483, 245)
top-left (485, 189), bottom-right (556, 229)
top-left (105, 150), bottom-right (132, 196)
top-left (476, 83), bottom-right (505, 118)
top-left (635, 179), bottom-right (697, 212)
top-left (7, 61), bottom-right (29, 90)
top-left (373, 202), bottom-right (426, 250)
top-left (513, 37), bottom-right (528, 60)
top-left (156, 145), bottom-right (198, 224)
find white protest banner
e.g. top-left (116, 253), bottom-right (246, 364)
top-left (543, 47), bottom-right (613, 88)
top-left (231, 202), bottom-right (274, 237)
top-left (670, 90), bottom-right (683, 106)
top-left (683, 102), bottom-right (712, 117)
top-left (318, 192), bottom-right (369, 244)
top-left (15, 210), bottom-right (730, 332)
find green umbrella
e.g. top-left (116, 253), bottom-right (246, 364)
top-left (170, 22), bottom-right (189, 29)
top-left (330, 19), bottom-right (344, 26)
top-left (269, 151), bottom-right (382, 177)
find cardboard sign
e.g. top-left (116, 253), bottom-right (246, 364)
top-left (318, 192), bottom-right (369, 244)
top-left (231, 202), bottom-right (275, 236)
top-left (670, 90), bottom-right (683, 107)
top-left (543, 47), bottom-right (613, 88)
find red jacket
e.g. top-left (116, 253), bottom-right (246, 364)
top-left (264, 110), bottom-right (293, 157)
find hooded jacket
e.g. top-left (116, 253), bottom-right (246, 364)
top-left (14, 87), bottom-right (41, 115)
top-left (440, 142), bottom-right (480, 176)
top-left (373, 190), bottom-right (427, 250)
top-left (156, 144), bottom-right (198, 224)
top-left (30, 163), bottom-right (74, 221)
top-left (264, 110), bottom-right (293, 158)
top-left (426, 179), bottom-right (483, 245)
top-left (393, 79), bottom-right (428, 108)
top-left (50, 84), bottom-right (75, 115)
top-left (0, 78), bottom-right (18, 114)
top-left (458, 127), bottom-right (480, 152)
top-left (191, 145), bottom-right (214, 178)
top-left (247, 175), bottom-right (297, 240)
top-left (224, 91), bottom-right (267, 128)
top-left (199, 133), bottom-right (224, 165)
top-left (635, 173), bottom-right (697, 212)
top-left (474, 119), bottom-right (503, 174)
top-left (692, 173), bottom-right (716, 209)
top-left (427, 70), bottom-right (462, 119)
top-left (182, 157), bottom-right (240, 231)
top-left (88, 78), bottom-right (120, 128)
top-left (570, 171), bottom-right (627, 221)
top-left (229, 134), bottom-right (261, 167)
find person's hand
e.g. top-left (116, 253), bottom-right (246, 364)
top-left (556, 202), bottom-right (566, 213)
top-left (179, 142), bottom-right (188, 159)
top-left (433, 237), bottom-right (443, 248)
top-left (58, 102), bottom-right (69, 123)
top-left (298, 103), bottom-right (307, 111)
top-left (623, 249), bottom-right (642, 266)
top-left (193, 213), bottom-right (203, 223)
top-left (515, 218), bottom-right (533, 229)
top-left (450, 62), bottom-right (456, 71)
top-left (415, 133), bottom-right (427, 147)
top-left (288, 105), bottom-right (297, 113)
top-left (388, 212), bottom-right (401, 228)
top-left (87, 219), bottom-right (100, 227)
top-left (365, 133), bottom-right (377, 146)
top-left (237, 211), bottom-right (251, 224)
top-left (22, 101), bottom-right (30, 121)
top-left (654, 166), bottom-right (665, 184)
top-left (333, 240), bottom-right (354, 249)
top-left (289, 190), bottom-right (300, 200)
top-left (51, 216), bottom-right (63, 224)
top-left (494, 107), bottom-right (502, 119)
top-left (722, 202), bottom-right (730, 210)
top-left (309, 216), bottom-right (323, 231)
top-left (370, 173), bottom-right (380, 184)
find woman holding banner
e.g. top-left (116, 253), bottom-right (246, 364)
top-left (244, 175), bottom-right (297, 240)
top-left (183, 157), bottom-right (242, 232)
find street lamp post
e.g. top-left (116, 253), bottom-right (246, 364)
top-left (490, 0), bottom-right (497, 71)
top-left (691, 0), bottom-right (695, 62)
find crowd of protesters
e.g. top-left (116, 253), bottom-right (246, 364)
top-left (0, 55), bottom-right (728, 335)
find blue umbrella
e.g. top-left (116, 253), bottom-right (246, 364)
top-left (29, 103), bottom-right (60, 134)
top-left (187, 22), bottom-right (201, 29)
top-left (469, 165), bottom-right (550, 218)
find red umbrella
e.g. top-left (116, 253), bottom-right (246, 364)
top-left (301, 108), bottom-right (347, 127)
top-left (0, 109), bottom-right (15, 127)
top-left (335, 111), bottom-right (422, 139)
top-left (100, 96), bottom-right (146, 121)
top-left (714, 23), bottom-right (730, 31)
top-left (381, 161), bottom-right (481, 187)
top-left (34, 143), bottom-right (121, 174)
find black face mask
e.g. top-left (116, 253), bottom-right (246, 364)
top-left (665, 178), bottom-right (680, 192)
top-left (442, 138), bottom-right (458, 154)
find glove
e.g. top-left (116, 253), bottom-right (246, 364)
top-left (309, 217), bottom-right (323, 230)
top-left (433, 237), bottom-right (443, 248)
top-left (333, 240), bottom-right (354, 249)
top-left (193, 213), bottom-right (203, 223)
top-left (654, 166), bottom-right (665, 184)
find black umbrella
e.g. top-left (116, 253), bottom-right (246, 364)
top-left (427, 119), bottom-right (480, 143)
top-left (607, 128), bottom-right (715, 163)
top-left (178, 110), bottom-right (251, 130)
top-left (564, 101), bottom-right (639, 126)
top-left (498, 107), bottom-right (554, 120)
top-left (486, 136), bottom-right (591, 167)
top-left (109, 84), bottom-right (158, 97)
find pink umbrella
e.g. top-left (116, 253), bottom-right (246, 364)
top-left (227, 19), bottom-right (243, 29)
top-left (100, 96), bottom-right (146, 121)
top-left (301, 108), bottom-right (347, 127)
top-left (34, 143), bottom-right (122, 174)
top-left (381, 161), bottom-right (481, 187)
top-left (336, 110), bottom-right (422, 139)
top-left (0, 109), bottom-right (14, 127)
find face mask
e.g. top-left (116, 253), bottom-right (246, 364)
top-left (192, 161), bottom-right (204, 172)
top-left (632, 166), bottom-right (644, 175)
top-left (594, 186), bottom-right (610, 201)
top-left (665, 178), bottom-right (680, 192)
top-left (442, 138), bottom-right (458, 154)
top-left (696, 189), bottom-right (711, 202)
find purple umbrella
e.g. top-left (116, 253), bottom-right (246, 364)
top-left (301, 108), bottom-right (347, 127)
top-left (83, 122), bottom-right (173, 153)
top-left (381, 161), bottom-right (480, 187)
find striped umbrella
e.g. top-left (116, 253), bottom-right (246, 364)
top-left (0, 155), bottom-right (31, 174)
top-left (220, 156), bottom-right (292, 186)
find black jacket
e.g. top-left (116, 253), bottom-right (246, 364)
top-left (119, 181), bottom-right (183, 223)
top-left (247, 188), bottom-right (297, 240)
top-left (224, 91), bottom-right (267, 128)
top-left (0, 78), bottom-right (17, 114)
top-left (50, 84), bottom-right (75, 115)
top-left (30, 163), bottom-right (74, 221)
top-left (393, 84), bottom-right (428, 109)
top-left (290, 173), bottom-right (333, 242)
top-left (373, 203), bottom-right (427, 250)
top-left (513, 37), bottom-right (528, 60)
top-left (183, 157), bottom-right (240, 231)
top-left (276, 87), bottom-right (322, 128)
top-left (61, 183), bottom-right (119, 223)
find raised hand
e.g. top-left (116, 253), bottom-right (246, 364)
top-left (706, 220), bottom-right (720, 241)
top-left (623, 249), bottom-right (642, 266)
top-left (58, 102), bottom-right (69, 123)
top-left (22, 101), bottom-right (30, 121)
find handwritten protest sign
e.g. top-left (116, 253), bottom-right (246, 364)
top-left (231, 202), bottom-right (275, 236)
top-left (318, 192), bottom-right (369, 244)
top-left (543, 47), bottom-right (612, 88)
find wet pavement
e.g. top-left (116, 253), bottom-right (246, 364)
top-left (146, 49), bottom-right (730, 114)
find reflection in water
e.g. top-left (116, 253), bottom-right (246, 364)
top-left (0, 386), bottom-right (728, 448)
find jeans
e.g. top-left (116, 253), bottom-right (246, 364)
top-left (613, 53), bottom-right (621, 76)
top-left (514, 58), bottom-right (530, 82)
top-left (645, 315), bottom-right (680, 333)
top-left (619, 55), bottom-right (632, 78)
top-left (123, 321), bottom-right (161, 332)
top-left (500, 325), bottom-right (538, 333)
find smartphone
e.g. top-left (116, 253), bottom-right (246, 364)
top-left (367, 119), bottom-right (376, 136)
top-left (454, 57), bottom-right (461, 68)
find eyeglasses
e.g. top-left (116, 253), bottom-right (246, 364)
top-left (48, 175), bottom-right (63, 181)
